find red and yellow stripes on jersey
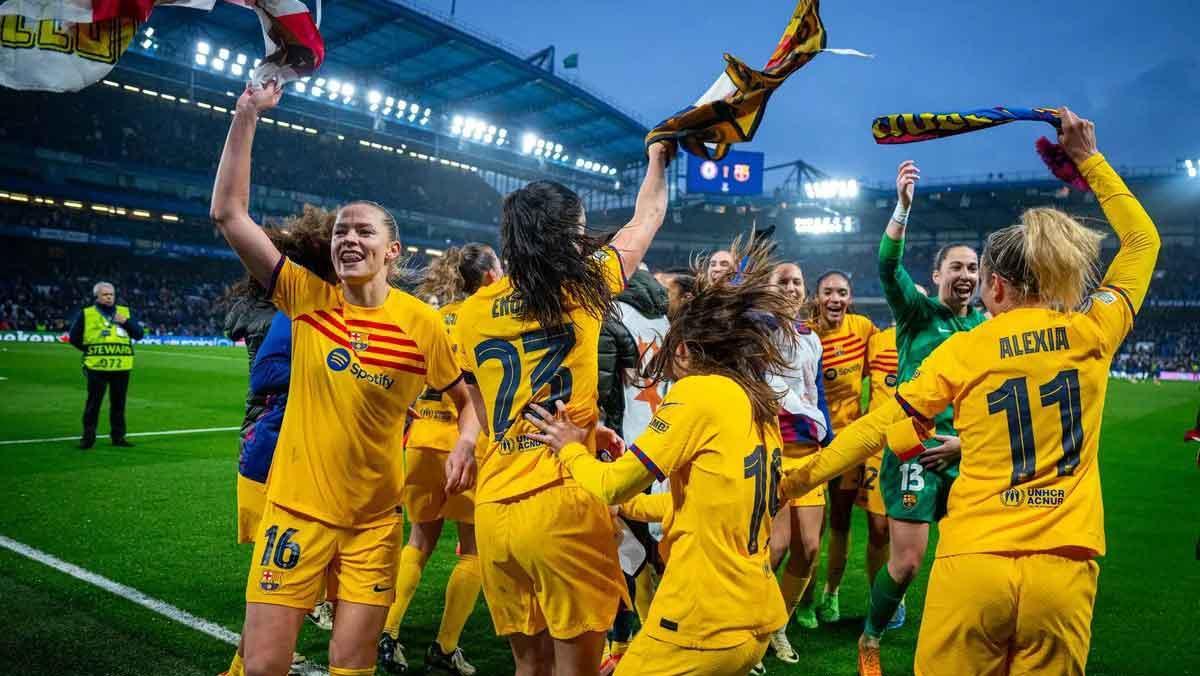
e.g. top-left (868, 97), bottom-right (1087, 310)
top-left (295, 309), bottom-right (428, 375)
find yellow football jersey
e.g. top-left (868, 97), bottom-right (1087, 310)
top-left (268, 259), bottom-right (462, 528)
top-left (866, 327), bottom-right (898, 413)
top-left (897, 300), bottom-right (1133, 558)
top-left (628, 374), bottom-right (788, 649)
top-left (811, 313), bottom-right (877, 430)
top-left (457, 246), bottom-right (625, 504)
top-left (405, 301), bottom-right (463, 452)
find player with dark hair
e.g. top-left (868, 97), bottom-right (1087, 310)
top-left (853, 159), bottom-right (989, 674)
top-left (785, 108), bottom-right (1158, 676)
top-left (378, 244), bottom-right (503, 676)
top-left (526, 236), bottom-right (795, 675)
top-left (454, 141), bottom-right (674, 676)
top-left (211, 81), bottom-right (482, 676)
top-left (805, 269), bottom-right (877, 627)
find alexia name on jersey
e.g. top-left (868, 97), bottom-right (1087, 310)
top-left (998, 326), bottom-right (1070, 360)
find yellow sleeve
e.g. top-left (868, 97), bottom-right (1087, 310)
top-left (894, 334), bottom-right (966, 422)
top-left (269, 258), bottom-right (330, 318)
top-left (417, 304), bottom-right (464, 392)
top-left (455, 303), bottom-right (478, 375)
top-left (595, 245), bottom-right (627, 293)
top-left (559, 442), bottom-right (655, 505)
top-left (781, 399), bottom-right (901, 498)
top-left (625, 379), bottom-right (713, 479)
top-left (1078, 154), bottom-right (1161, 347)
top-left (620, 492), bottom-right (671, 523)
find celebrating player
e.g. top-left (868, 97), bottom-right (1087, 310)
top-left (526, 237), bottom-right (793, 676)
top-left (378, 244), bottom-right (503, 676)
top-left (453, 141), bottom-right (675, 675)
top-left (855, 160), bottom-right (989, 673)
top-left (807, 270), bottom-right (877, 625)
top-left (210, 81), bottom-right (483, 676)
top-left (782, 108), bottom-right (1159, 676)
top-left (764, 261), bottom-right (831, 664)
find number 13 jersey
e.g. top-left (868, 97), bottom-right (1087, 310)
top-left (895, 293), bottom-right (1133, 559)
top-left (456, 246), bottom-right (625, 504)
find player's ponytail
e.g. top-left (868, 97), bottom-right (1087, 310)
top-left (982, 208), bottom-right (1104, 311)
top-left (501, 181), bottom-right (613, 331)
top-left (416, 247), bottom-right (465, 305)
top-left (647, 235), bottom-right (798, 427)
top-left (459, 243), bottom-right (499, 295)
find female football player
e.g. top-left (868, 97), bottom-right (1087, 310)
top-left (527, 238), bottom-right (795, 676)
top-left (453, 141), bottom-right (674, 676)
top-left (783, 108), bottom-right (1158, 676)
top-left (211, 81), bottom-right (482, 676)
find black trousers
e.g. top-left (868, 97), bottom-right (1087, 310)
top-left (82, 368), bottom-right (131, 440)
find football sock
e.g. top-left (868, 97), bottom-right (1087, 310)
top-left (825, 528), bottom-right (850, 594)
top-left (436, 554), bottom-right (481, 653)
top-left (384, 545), bottom-right (429, 639)
top-left (328, 667), bottom-right (375, 676)
top-left (866, 541), bottom-right (890, 585)
top-left (864, 568), bottom-right (908, 639)
top-left (225, 652), bottom-right (245, 676)
top-left (780, 553), bottom-right (818, 614)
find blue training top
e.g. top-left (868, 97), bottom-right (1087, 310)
top-left (240, 312), bottom-right (290, 483)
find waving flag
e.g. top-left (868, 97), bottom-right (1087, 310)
top-left (0, 0), bottom-right (323, 92)
top-left (645, 0), bottom-right (837, 161)
top-left (871, 106), bottom-right (1090, 191)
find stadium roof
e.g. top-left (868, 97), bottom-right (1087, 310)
top-left (142, 0), bottom-right (650, 166)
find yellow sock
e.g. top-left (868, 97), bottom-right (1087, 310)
top-left (384, 545), bottom-right (428, 639)
top-left (867, 541), bottom-right (890, 585)
top-left (609, 639), bottom-right (630, 657)
top-left (825, 529), bottom-right (850, 595)
top-left (224, 652), bottom-right (244, 676)
top-left (779, 561), bottom-right (812, 615)
top-left (633, 565), bottom-right (655, 622)
top-left (328, 668), bottom-right (375, 676)
top-left (435, 554), bottom-right (481, 653)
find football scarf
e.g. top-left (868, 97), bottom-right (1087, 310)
top-left (646, 0), bottom-right (848, 161)
top-left (0, 0), bottom-right (323, 92)
top-left (871, 106), bottom-right (1090, 191)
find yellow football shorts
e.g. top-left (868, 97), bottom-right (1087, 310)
top-left (401, 446), bottom-right (475, 524)
top-left (615, 633), bottom-right (770, 676)
top-left (236, 474), bottom-right (268, 545)
top-left (245, 501), bottom-right (403, 610)
top-left (916, 552), bottom-right (1098, 676)
top-left (854, 452), bottom-right (886, 516)
top-left (476, 482), bottom-right (626, 639)
top-left (782, 443), bottom-right (826, 508)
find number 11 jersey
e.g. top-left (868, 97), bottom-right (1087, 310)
top-left (456, 246), bottom-right (625, 504)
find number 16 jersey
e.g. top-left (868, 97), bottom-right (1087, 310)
top-left (456, 246), bottom-right (625, 504)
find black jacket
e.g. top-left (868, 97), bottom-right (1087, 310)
top-left (598, 270), bottom-right (669, 433)
top-left (224, 295), bottom-right (278, 369)
top-left (68, 303), bottom-right (145, 351)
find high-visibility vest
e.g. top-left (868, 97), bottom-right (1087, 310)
top-left (82, 305), bottom-right (134, 371)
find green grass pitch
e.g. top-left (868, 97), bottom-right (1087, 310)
top-left (0, 342), bottom-right (1196, 675)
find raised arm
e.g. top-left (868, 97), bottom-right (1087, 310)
top-left (879, 160), bottom-right (931, 318)
top-left (780, 398), bottom-right (901, 499)
top-left (1060, 109), bottom-right (1160, 312)
top-left (608, 141), bottom-right (676, 278)
top-left (210, 82), bottom-right (284, 288)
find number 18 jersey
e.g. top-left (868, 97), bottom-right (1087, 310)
top-left (896, 295), bottom-right (1133, 559)
top-left (456, 247), bottom-right (625, 504)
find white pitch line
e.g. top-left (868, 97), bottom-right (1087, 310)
top-left (0, 534), bottom-right (239, 645)
top-left (0, 426), bottom-right (239, 446)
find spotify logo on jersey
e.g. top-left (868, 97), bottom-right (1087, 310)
top-left (327, 348), bottom-right (352, 372)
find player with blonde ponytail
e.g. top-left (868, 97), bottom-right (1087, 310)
top-left (780, 107), bottom-right (1160, 676)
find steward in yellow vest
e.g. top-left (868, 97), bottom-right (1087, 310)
top-left (68, 282), bottom-right (144, 449)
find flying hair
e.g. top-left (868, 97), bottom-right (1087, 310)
top-left (981, 207), bottom-right (1104, 311)
top-left (646, 235), bottom-right (799, 427)
top-left (500, 180), bottom-right (612, 331)
top-left (226, 204), bottom-right (336, 302)
top-left (415, 243), bottom-right (499, 305)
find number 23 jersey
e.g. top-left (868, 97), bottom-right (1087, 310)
top-left (896, 292), bottom-right (1134, 559)
top-left (456, 246), bottom-right (625, 504)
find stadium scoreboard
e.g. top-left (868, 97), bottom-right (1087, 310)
top-left (686, 150), bottom-right (764, 196)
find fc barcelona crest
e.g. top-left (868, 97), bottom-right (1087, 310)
top-left (259, 569), bottom-right (282, 592)
top-left (901, 492), bottom-right (918, 510)
top-left (349, 331), bottom-right (370, 352)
